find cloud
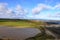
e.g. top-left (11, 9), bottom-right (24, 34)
top-left (0, 3), bottom-right (60, 19)
top-left (47, 12), bottom-right (60, 18)
top-left (15, 4), bottom-right (28, 18)
top-left (0, 3), bottom-right (28, 18)
top-left (31, 3), bottom-right (60, 20)
top-left (32, 4), bottom-right (52, 14)
top-left (15, 5), bottom-right (27, 15)
top-left (32, 3), bottom-right (60, 14)
top-left (54, 4), bottom-right (60, 9)
top-left (53, 12), bottom-right (60, 17)
top-left (0, 3), bottom-right (8, 13)
top-left (0, 3), bottom-right (15, 18)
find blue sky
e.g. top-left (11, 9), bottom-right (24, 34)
top-left (0, 0), bottom-right (60, 20)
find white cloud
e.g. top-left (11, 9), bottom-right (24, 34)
top-left (0, 3), bottom-right (8, 13)
top-left (0, 3), bottom-right (60, 19)
top-left (15, 5), bottom-right (27, 14)
top-left (32, 3), bottom-right (60, 14)
top-left (47, 12), bottom-right (60, 18)
top-left (54, 12), bottom-right (60, 17)
top-left (0, 3), bottom-right (15, 18)
top-left (32, 4), bottom-right (52, 14)
top-left (15, 4), bottom-right (28, 18)
top-left (0, 3), bottom-right (28, 18)
top-left (6, 9), bottom-right (13, 14)
top-left (31, 3), bottom-right (60, 19)
top-left (54, 4), bottom-right (60, 9)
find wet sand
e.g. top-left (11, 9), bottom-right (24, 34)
top-left (0, 27), bottom-right (41, 40)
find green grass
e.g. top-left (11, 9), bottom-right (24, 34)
top-left (0, 19), bottom-right (45, 28)
top-left (0, 21), bottom-right (34, 28)
top-left (0, 20), bottom-right (44, 28)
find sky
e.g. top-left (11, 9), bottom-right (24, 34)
top-left (0, 0), bottom-right (60, 20)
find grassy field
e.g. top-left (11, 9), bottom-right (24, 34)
top-left (0, 21), bottom-right (35, 28)
top-left (0, 19), bottom-right (45, 28)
